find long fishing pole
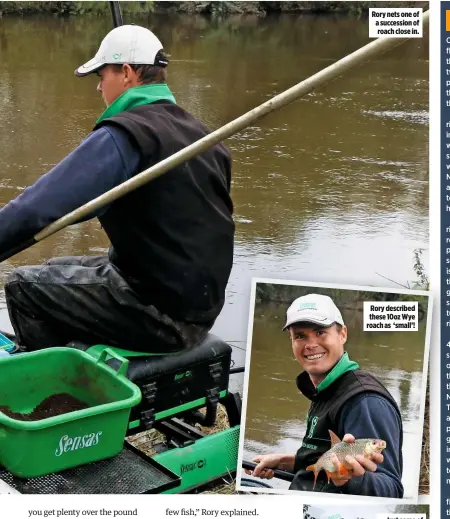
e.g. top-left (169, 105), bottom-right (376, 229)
top-left (109, 1), bottom-right (123, 28)
top-left (0, 10), bottom-right (429, 263)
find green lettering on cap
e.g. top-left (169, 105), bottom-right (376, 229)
top-left (298, 302), bottom-right (316, 310)
top-left (113, 53), bottom-right (121, 60)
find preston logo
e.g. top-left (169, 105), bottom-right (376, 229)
top-left (180, 459), bottom-right (206, 474)
top-left (174, 370), bottom-right (193, 381)
top-left (298, 302), bottom-right (317, 311)
top-left (306, 416), bottom-right (318, 439)
top-left (55, 432), bottom-right (102, 457)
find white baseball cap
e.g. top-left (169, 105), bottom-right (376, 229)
top-left (283, 294), bottom-right (345, 330)
top-left (75, 25), bottom-right (167, 77)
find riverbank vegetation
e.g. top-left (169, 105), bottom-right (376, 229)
top-left (0, 2), bottom-right (153, 16)
top-left (255, 283), bottom-right (428, 313)
top-left (0, 1), bottom-right (428, 18)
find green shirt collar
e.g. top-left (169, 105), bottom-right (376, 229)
top-left (315, 352), bottom-right (359, 393)
top-left (96, 83), bottom-right (176, 124)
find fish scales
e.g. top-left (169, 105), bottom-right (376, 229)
top-left (318, 438), bottom-right (378, 472)
top-left (306, 430), bottom-right (386, 489)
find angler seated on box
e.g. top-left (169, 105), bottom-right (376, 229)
top-left (245, 294), bottom-right (404, 498)
top-left (0, 25), bottom-right (234, 355)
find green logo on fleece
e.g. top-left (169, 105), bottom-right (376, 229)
top-left (306, 416), bottom-right (318, 439)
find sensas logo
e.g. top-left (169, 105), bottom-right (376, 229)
top-left (55, 432), bottom-right (102, 457)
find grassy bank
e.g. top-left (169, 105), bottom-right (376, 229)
top-left (419, 380), bottom-right (429, 494)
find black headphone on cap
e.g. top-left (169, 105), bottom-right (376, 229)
top-left (128, 24), bottom-right (169, 68)
top-left (154, 49), bottom-right (169, 68)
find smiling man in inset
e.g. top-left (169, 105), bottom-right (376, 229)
top-left (245, 293), bottom-right (404, 497)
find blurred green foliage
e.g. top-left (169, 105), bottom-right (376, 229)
top-left (255, 281), bottom-right (428, 322)
top-left (0, 2), bottom-right (153, 17)
top-left (0, 1), bottom-right (427, 17)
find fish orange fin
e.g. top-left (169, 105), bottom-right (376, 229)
top-left (338, 464), bottom-right (349, 477)
top-left (328, 429), bottom-right (341, 446)
top-left (306, 464), bottom-right (319, 490)
top-left (325, 470), bottom-right (332, 484)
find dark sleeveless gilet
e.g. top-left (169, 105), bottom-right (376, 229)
top-left (94, 102), bottom-right (234, 323)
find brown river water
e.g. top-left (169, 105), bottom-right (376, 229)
top-left (0, 13), bottom-right (428, 486)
